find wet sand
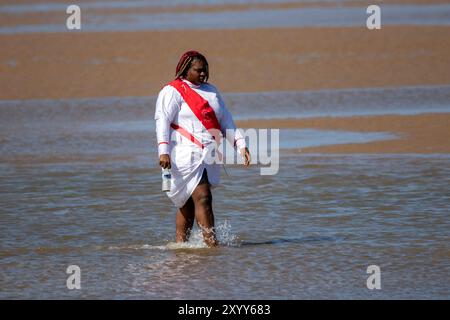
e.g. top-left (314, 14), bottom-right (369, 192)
top-left (1, 26), bottom-right (450, 100)
top-left (237, 113), bottom-right (450, 153)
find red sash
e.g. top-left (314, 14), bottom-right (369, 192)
top-left (170, 123), bottom-right (204, 149)
top-left (168, 79), bottom-right (222, 149)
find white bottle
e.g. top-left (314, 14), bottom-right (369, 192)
top-left (161, 168), bottom-right (171, 192)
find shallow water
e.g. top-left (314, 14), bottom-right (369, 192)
top-left (1, 85), bottom-right (450, 123)
top-left (1, 90), bottom-right (449, 298)
top-left (2, 3), bottom-right (450, 34)
top-left (1, 153), bottom-right (449, 299)
top-left (0, 0), bottom-right (349, 14)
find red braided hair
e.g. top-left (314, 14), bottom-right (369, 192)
top-left (175, 50), bottom-right (209, 81)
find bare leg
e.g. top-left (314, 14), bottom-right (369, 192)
top-left (191, 170), bottom-right (218, 247)
top-left (176, 197), bottom-right (195, 243)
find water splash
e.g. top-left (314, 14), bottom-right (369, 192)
top-left (167, 220), bottom-right (239, 249)
top-left (107, 220), bottom-right (239, 251)
top-left (107, 244), bottom-right (168, 250)
top-left (216, 220), bottom-right (239, 247)
top-left (166, 231), bottom-right (209, 250)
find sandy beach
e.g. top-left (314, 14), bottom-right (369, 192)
top-left (1, 25), bottom-right (450, 100)
top-left (2, 19), bottom-right (449, 155)
top-left (2, 24), bottom-right (450, 155)
top-left (238, 113), bottom-right (450, 153)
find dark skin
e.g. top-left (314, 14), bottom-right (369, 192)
top-left (186, 58), bottom-right (207, 85)
top-left (159, 59), bottom-right (251, 247)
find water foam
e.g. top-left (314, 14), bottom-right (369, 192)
top-left (107, 220), bottom-right (239, 251)
top-left (166, 220), bottom-right (239, 249)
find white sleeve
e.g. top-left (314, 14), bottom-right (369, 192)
top-left (154, 85), bottom-right (179, 156)
top-left (217, 92), bottom-right (246, 150)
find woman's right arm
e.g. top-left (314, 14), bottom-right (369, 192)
top-left (155, 86), bottom-right (179, 169)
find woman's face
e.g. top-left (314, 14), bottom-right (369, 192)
top-left (185, 59), bottom-right (207, 85)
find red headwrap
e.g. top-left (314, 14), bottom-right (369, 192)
top-left (175, 50), bottom-right (207, 78)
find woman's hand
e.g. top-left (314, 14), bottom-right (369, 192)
top-left (240, 147), bottom-right (251, 166)
top-left (159, 154), bottom-right (171, 169)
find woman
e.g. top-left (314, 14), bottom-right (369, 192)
top-left (155, 50), bottom-right (251, 247)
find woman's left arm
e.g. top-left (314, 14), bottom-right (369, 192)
top-left (217, 93), bottom-right (251, 166)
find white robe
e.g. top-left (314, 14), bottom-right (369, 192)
top-left (155, 79), bottom-right (246, 208)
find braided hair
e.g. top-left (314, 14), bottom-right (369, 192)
top-left (175, 50), bottom-right (209, 82)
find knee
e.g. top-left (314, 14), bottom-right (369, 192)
top-left (195, 191), bottom-right (212, 206)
